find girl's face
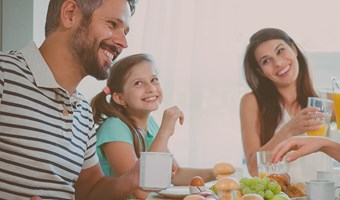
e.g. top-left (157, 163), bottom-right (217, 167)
top-left (119, 61), bottom-right (163, 115)
top-left (254, 39), bottom-right (299, 88)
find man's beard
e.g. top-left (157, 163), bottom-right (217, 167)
top-left (69, 23), bottom-right (121, 80)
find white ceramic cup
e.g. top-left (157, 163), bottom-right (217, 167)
top-left (317, 168), bottom-right (340, 198)
top-left (139, 152), bottom-right (173, 190)
top-left (306, 179), bottom-right (340, 200)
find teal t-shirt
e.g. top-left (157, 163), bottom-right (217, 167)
top-left (96, 116), bottom-right (159, 176)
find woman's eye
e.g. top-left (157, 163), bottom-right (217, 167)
top-left (151, 78), bottom-right (159, 83)
top-left (262, 59), bottom-right (269, 65)
top-left (134, 81), bottom-right (142, 86)
top-left (277, 48), bottom-right (284, 54)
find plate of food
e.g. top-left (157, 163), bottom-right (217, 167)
top-left (158, 186), bottom-right (190, 198)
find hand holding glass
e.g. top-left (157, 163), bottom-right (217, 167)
top-left (306, 97), bottom-right (333, 136)
top-left (256, 151), bottom-right (286, 178)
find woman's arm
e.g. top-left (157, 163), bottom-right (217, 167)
top-left (240, 93), bottom-right (263, 176)
top-left (240, 93), bottom-right (324, 176)
top-left (272, 136), bottom-right (340, 163)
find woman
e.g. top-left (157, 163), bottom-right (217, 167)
top-left (91, 54), bottom-right (215, 199)
top-left (240, 28), bottom-right (332, 183)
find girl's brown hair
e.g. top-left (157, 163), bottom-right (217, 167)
top-left (91, 53), bottom-right (154, 158)
top-left (243, 28), bottom-right (317, 145)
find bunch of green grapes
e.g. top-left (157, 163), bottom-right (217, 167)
top-left (240, 176), bottom-right (281, 200)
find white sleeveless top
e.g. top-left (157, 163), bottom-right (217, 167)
top-left (276, 109), bottom-right (333, 184)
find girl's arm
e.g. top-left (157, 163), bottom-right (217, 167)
top-left (102, 142), bottom-right (149, 199)
top-left (148, 106), bottom-right (184, 152)
top-left (171, 160), bottom-right (215, 186)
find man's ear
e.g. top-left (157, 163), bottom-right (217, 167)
top-left (60, 0), bottom-right (80, 28)
top-left (112, 92), bottom-right (126, 106)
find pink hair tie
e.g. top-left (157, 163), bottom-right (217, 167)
top-left (103, 86), bottom-right (111, 95)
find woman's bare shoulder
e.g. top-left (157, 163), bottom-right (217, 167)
top-left (240, 92), bottom-right (257, 106)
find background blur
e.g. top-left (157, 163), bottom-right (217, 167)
top-left (1, 0), bottom-right (340, 175)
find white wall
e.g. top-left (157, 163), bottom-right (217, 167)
top-left (2, 0), bottom-right (33, 51)
top-left (33, 0), bottom-right (48, 47)
top-left (1, 0), bottom-right (48, 51)
top-left (0, 0), bottom-right (2, 50)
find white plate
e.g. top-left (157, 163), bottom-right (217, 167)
top-left (158, 186), bottom-right (190, 199)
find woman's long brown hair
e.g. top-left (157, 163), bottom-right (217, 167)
top-left (243, 28), bottom-right (318, 145)
top-left (91, 54), bottom-right (154, 158)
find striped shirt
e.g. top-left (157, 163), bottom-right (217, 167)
top-left (0, 42), bottom-right (98, 200)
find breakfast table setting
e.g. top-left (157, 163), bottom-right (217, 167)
top-left (136, 154), bottom-right (340, 200)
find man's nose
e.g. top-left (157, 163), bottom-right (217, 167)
top-left (112, 30), bottom-right (128, 49)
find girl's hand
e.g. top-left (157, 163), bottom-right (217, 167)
top-left (159, 106), bottom-right (184, 137)
top-left (282, 107), bottom-right (324, 136)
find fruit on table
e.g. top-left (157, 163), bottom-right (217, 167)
top-left (209, 184), bottom-right (218, 195)
top-left (269, 193), bottom-right (290, 200)
top-left (239, 176), bottom-right (281, 199)
top-left (241, 193), bottom-right (264, 200)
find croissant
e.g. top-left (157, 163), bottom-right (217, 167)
top-left (267, 173), bottom-right (305, 198)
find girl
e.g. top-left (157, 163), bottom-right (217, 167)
top-left (240, 28), bottom-right (332, 183)
top-left (91, 54), bottom-right (215, 199)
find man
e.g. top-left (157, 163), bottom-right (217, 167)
top-left (0, 0), bottom-right (140, 199)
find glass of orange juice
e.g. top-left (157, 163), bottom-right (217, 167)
top-left (307, 97), bottom-right (333, 136)
top-left (256, 151), bottom-right (286, 178)
top-left (332, 77), bottom-right (340, 130)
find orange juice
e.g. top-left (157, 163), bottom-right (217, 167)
top-left (307, 124), bottom-right (327, 136)
top-left (259, 172), bottom-right (266, 179)
top-left (334, 93), bottom-right (340, 129)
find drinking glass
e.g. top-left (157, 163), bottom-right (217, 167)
top-left (306, 97), bottom-right (333, 136)
top-left (256, 151), bottom-right (287, 178)
top-left (332, 77), bottom-right (340, 130)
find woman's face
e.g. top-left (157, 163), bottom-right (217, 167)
top-left (254, 39), bottom-right (299, 88)
top-left (120, 61), bottom-right (163, 115)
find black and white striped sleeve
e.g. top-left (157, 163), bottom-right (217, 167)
top-left (0, 62), bottom-right (4, 103)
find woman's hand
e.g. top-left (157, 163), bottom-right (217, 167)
top-left (159, 106), bottom-right (184, 137)
top-left (281, 107), bottom-right (324, 136)
top-left (271, 136), bottom-right (325, 163)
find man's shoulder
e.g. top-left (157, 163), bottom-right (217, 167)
top-left (0, 50), bottom-right (25, 66)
